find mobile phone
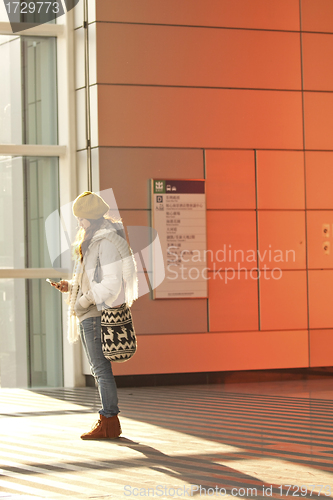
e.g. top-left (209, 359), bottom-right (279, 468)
top-left (46, 278), bottom-right (58, 285)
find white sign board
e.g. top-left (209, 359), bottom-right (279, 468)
top-left (151, 179), bottom-right (207, 299)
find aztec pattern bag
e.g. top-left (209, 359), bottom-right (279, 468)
top-left (101, 303), bottom-right (137, 362)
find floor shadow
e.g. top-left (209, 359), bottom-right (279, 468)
top-left (30, 385), bottom-right (333, 493)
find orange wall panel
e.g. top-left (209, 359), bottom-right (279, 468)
top-left (91, 0), bottom-right (333, 377)
top-left (96, 0), bottom-right (300, 31)
top-left (256, 151), bottom-right (305, 210)
top-left (306, 211), bottom-right (333, 269)
top-left (117, 210), bottom-right (150, 235)
top-left (302, 33), bottom-right (333, 91)
top-left (301, 0), bottom-right (333, 33)
top-left (205, 150), bottom-right (255, 209)
top-left (208, 271), bottom-right (259, 332)
top-left (260, 270), bottom-right (308, 330)
top-left (310, 330), bottom-right (333, 367)
top-left (97, 86), bottom-right (304, 149)
top-left (99, 147), bottom-right (204, 209)
top-left (304, 92), bottom-right (333, 150)
top-left (207, 211), bottom-right (257, 269)
top-left (305, 152), bottom-right (333, 209)
top-left (308, 270), bottom-right (333, 329)
top-left (112, 330), bottom-right (308, 376)
top-left (258, 212), bottom-right (306, 269)
top-left (96, 24), bottom-right (302, 90)
top-left (132, 293), bottom-right (208, 335)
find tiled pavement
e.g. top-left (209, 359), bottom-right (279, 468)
top-left (0, 379), bottom-right (333, 499)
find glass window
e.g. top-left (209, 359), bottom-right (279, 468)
top-left (27, 278), bottom-right (63, 387)
top-left (0, 156), bottom-right (25, 269)
top-left (0, 1), bottom-right (8, 21)
top-left (0, 35), bottom-right (58, 145)
top-left (0, 156), bottom-right (60, 269)
top-left (0, 277), bottom-right (63, 388)
top-left (0, 156), bottom-right (63, 388)
top-left (0, 35), bottom-right (22, 145)
top-left (25, 157), bottom-right (60, 268)
top-left (0, 278), bottom-right (27, 388)
top-left (0, 23), bottom-right (62, 388)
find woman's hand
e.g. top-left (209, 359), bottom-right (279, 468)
top-left (51, 280), bottom-right (69, 293)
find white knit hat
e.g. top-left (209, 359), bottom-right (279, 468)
top-left (72, 191), bottom-right (109, 220)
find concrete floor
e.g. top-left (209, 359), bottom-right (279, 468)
top-left (0, 379), bottom-right (333, 499)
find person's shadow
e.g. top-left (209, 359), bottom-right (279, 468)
top-left (108, 436), bottom-right (269, 498)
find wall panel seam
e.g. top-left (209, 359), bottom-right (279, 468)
top-left (299, 0), bottom-right (311, 367)
top-left (98, 83), bottom-right (305, 93)
top-left (254, 150), bottom-right (261, 332)
top-left (94, 20), bottom-right (333, 35)
top-left (203, 149), bottom-right (210, 334)
top-left (155, 329), bottom-right (310, 335)
top-left (96, 146), bottom-right (333, 152)
top-left (207, 208), bottom-right (307, 211)
top-left (94, 20), bottom-right (302, 34)
top-left (98, 83), bottom-right (333, 94)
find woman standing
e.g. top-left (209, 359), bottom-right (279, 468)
top-left (51, 191), bottom-right (138, 440)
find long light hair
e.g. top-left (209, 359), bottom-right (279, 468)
top-left (72, 214), bottom-right (122, 262)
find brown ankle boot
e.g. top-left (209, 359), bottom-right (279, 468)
top-left (80, 415), bottom-right (122, 440)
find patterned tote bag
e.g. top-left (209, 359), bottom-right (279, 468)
top-left (101, 303), bottom-right (137, 362)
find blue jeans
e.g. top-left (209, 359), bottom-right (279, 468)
top-left (80, 316), bottom-right (119, 417)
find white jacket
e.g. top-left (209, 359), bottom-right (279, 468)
top-left (77, 227), bottom-right (123, 310)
